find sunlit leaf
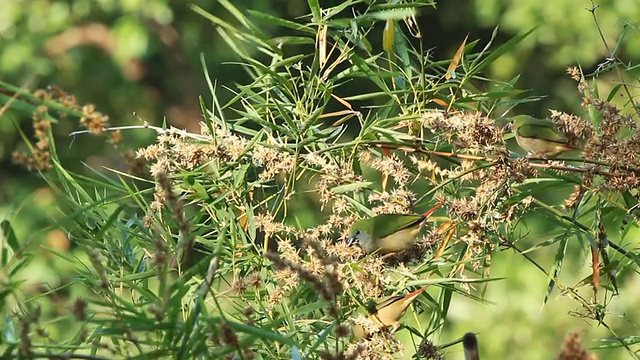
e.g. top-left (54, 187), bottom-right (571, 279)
top-left (446, 35), bottom-right (468, 80)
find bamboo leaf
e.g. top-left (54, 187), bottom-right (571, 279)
top-left (446, 35), bottom-right (468, 80)
top-left (542, 235), bottom-right (568, 310)
top-left (469, 27), bottom-right (537, 75)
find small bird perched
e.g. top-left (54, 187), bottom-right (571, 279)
top-left (510, 115), bottom-right (578, 158)
top-left (353, 286), bottom-right (426, 340)
top-left (347, 203), bottom-right (441, 254)
top-left (463, 332), bottom-right (480, 360)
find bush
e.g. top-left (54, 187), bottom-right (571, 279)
top-left (2, 1), bottom-right (639, 359)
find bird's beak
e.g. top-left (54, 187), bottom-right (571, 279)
top-left (502, 120), bottom-right (514, 133)
top-left (347, 234), bottom-right (358, 247)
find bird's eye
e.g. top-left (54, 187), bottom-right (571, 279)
top-left (355, 230), bottom-right (360, 235)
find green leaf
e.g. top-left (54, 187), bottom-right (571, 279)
top-left (3, 315), bottom-right (18, 344)
top-left (1, 220), bottom-right (19, 266)
top-left (469, 27), bottom-right (537, 75)
top-left (330, 181), bottom-right (373, 194)
top-left (248, 10), bottom-right (315, 34)
top-left (354, 8), bottom-right (417, 23)
top-left (308, 0), bottom-right (321, 22)
top-left (225, 319), bottom-right (297, 345)
top-left (542, 235), bottom-right (568, 309)
top-left (606, 84), bottom-right (622, 102)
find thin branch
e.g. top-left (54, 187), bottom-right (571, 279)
top-left (528, 161), bottom-right (618, 177)
top-left (69, 124), bottom-right (210, 142)
top-left (30, 353), bottom-right (111, 360)
top-left (531, 196), bottom-right (639, 265)
top-left (586, 0), bottom-right (640, 118)
top-left (371, 141), bottom-right (640, 177)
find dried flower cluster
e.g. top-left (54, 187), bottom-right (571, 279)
top-left (253, 142), bottom-right (296, 181)
top-left (556, 332), bottom-right (597, 360)
top-left (565, 66), bottom-right (640, 192)
top-left (78, 103), bottom-right (110, 134)
top-left (264, 238), bottom-right (351, 356)
top-left (257, 213), bottom-right (387, 305)
top-left (12, 86), bottom-right (117, 172)
top-left (344, 331), bottom-right (404, 360)
top-left (87, 248), bottom-right (110, 290)
top-left (548, 110), bottom-right (595, 144)
top-left (417, 338), bottom-right (444, 360)
top-left (137, 132), bottom-right (224, 176)
top-left (419, 111), bottom-right (504, 154)
top-left (153, 167), bottom-right (194, 268)
top-left (304, 152), bottom-right (364, 208)
top-left (365, 153), bottom-right (411, 186)
top-left (11, 105), bottom-right (52, 171)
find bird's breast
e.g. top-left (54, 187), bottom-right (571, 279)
top-left (375, 227), bottom-right (420, 253)
top-left (516, 136), bottom-right (572, 156)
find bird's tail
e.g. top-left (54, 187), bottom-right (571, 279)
top-left (463, 332), bottom-right (480, 360)
top-left (404, 286), bottom-right (428, 303)
top-left (421, 202), bottom-right (442, 218)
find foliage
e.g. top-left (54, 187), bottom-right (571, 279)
top-left (2, 1), bottom-right (640, 359)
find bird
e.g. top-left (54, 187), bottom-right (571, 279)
top-left (347, 203), bottom-right (441, 254)
top-left (463, 332), bottom-right (480, 360)
top-left (510, 115), bottom-right (578, 158)
top-left (353, 286), bottom-right (426, 340)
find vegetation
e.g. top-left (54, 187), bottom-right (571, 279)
top-left (2, 0), bottom-right (640, 359)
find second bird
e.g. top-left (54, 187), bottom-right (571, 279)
top-left (353, 286), bottom-right (426, 340)
top-left (347, 203), bottom-right (441, 254)
top-left (511, 115), bottom-right (578, 158)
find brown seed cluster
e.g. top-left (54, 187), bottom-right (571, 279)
top-left (345, 331), bottom-right (404, 360)
top-left (565, 185), bottom-right (585, 209)
top-left (548, 110), bottom-right (595, 144)
top-left (252, 143), bottom-right (296, 181)
top-left (11, 105), bottom-right (52, 171)
top-left (12, 86), bottom-right (117, 172)
top-left (365, 153), bottom-right (411, 186)
top-left (419, 111), bottom-right (504, 154)
top-left (556, 332), bottom-right (598, 360)
top-left (72, 298), bottom-right (88, 322)
top-left (417, 338), bottom-right (444, 360)
top-left (565, 66), bottom-right (640, 192)
top-left (87, 248), bottom-right (110, 290)
top-left (136, 132), bottom-right (227, 175)
top-left (79, 103), bottom-right (110, 134)
top-left (264, 238), bottom-right (346, 335)
top-left (304, 152), bottom-right (364, 208)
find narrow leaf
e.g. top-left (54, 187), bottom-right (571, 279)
top-left (542, 236), bottom-right (568, 309)
top-left (330, 181), bottom-right (373, 194)
top-left (591, 245), bottom-right (600, 290)
top-left (446, 35), bottom-right (468, 80)
top-left (383, 19), bottom-right (394, 52)
top-left (1, 220), bottom-right (19, 252)
top-left (470, 27), bottom-right (537, 75)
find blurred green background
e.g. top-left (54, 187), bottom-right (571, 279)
top-left (1, 0), bottom-right (639, 358)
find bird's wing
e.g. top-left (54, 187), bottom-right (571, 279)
top-left (372, 294), bottom-right (405, 313)
top-left (372, 214), bottom-right (424, 239)
top-left (517, 122), bottom-right (569, 143)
